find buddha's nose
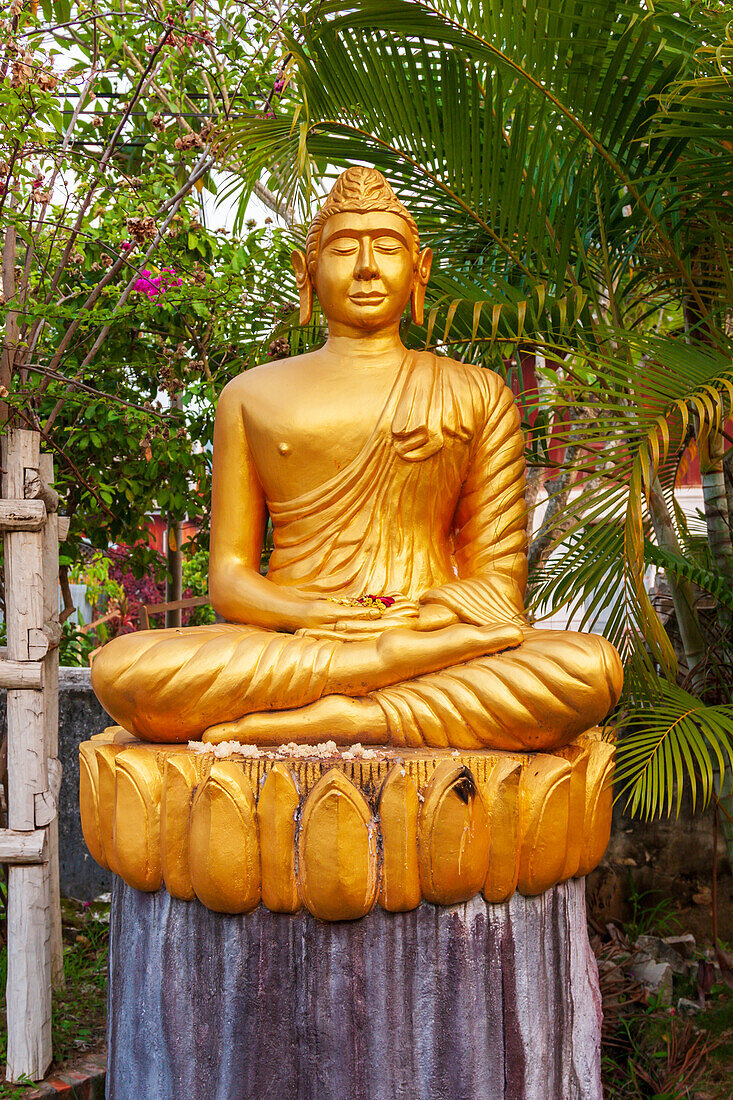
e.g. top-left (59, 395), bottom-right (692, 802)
top-left (354, 238), bottom-right (378, 280)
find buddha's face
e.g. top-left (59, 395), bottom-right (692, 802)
top-left (313, 211), bottom-right (417, 332)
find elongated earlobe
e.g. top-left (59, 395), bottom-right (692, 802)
top-left (291, 249), bottom-right (313, 326)
top-left (411, 283), bottom-right (426, 326)
top-left (411, 247), bottom-right (433, 326)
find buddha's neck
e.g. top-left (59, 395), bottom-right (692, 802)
top-left (322, 323), bottom-right (406, 367)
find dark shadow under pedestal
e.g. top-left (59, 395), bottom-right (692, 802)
top-left (107, 877), bottom-right (602, 1100)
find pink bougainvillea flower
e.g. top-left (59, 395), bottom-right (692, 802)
top-left (120, 240), bottom-right (133, 252)
top-left (106, 546), bottom-right (197, 634)
top-left (132, 268), bottom-right (158, 296)
top-left (160, 266), bottom-right (183, 286)
top-left (133, 265), bottom-right (182, 299)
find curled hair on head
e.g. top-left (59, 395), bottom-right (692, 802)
top-left (305, 167), bottom-right (419, 277)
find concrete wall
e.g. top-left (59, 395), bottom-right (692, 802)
top-left (590, 792), bottom-right (732, 943)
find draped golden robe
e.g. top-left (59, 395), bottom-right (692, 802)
top-left (91, 352), bottom-right (622, 748)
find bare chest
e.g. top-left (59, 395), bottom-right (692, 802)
top-left (242, 379), bottom-right (392, 501)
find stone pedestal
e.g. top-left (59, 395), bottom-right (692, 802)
top-left (107, 877), bottom-right (602, 1100)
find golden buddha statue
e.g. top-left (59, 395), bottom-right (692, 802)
top-left (91, 167), bottom-right (622, 752)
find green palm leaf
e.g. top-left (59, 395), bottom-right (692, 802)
top-left (528, 331), bottom-right (733, 678)
top-left (616, 679), bottom-right (733, 818)
top-left (644, 541), bottom-right (733, 613)
top-left (218, 0), bottom-right (728, 343)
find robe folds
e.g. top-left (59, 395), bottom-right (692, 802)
top-left (91, 352), bottom-right (622, 748)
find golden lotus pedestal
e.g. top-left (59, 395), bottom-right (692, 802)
top-left (82, 727), bottom-right (612, 1099)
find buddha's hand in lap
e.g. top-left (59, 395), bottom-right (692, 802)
top-left (293, 598), bottom-right (522, 648)
top-left (295, 595), bottom-right (420, 641)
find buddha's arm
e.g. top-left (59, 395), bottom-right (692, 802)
top-left (209, 380), bottom-right (301, 630)
top-left (422, 372), bottom-right (527, 626)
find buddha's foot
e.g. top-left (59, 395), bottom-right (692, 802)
top-left (202, 623), bottom-right (523, 746)
top-left (328, 620), bottom-right (524, 698)
top-left (375, 620), bottom-right (522, 671)
top-left (202, 694), bottom-right (389, 746)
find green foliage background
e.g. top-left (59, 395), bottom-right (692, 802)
top-left (1, 0), bottom-right (298, 576)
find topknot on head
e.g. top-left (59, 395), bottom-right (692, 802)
top-left (329, 166), bottom-right (404, 208)
top-left (305, 167), bottom-right (419, 276)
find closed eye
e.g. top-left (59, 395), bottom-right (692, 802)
top-left (374, 238), bottom-right (406, 253)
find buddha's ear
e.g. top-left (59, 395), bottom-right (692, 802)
top-left (411, 247), bottom-right (433, 326)
top-left (291, 249), bottom-right (313, 326)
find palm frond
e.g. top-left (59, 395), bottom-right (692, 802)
top-left (616, 679), bottom-right (733, 819)
top-left (528, 332), bottom-right (733, 678)
top-left (217, 0), bottom-right (729, 340)
top-left (644, 542), bottom-right (733, 614)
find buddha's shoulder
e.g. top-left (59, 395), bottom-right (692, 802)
top-left (217, 352), bottom-right (321, 406)
top-left (433, 355), bottom-right (511, 402)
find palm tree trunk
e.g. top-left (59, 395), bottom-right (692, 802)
top-left (651, 471), bottom-right (733, 871)
top-left (723, 451), bottom-right (733, 536)
top-left (708, 436), bottom-right (733, 869)
top-left (648, 478), bottom-right (707, 675)
top-left (699, 427), bottom-right (733, 628)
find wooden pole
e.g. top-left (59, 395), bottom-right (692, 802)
top-left (40, 453), bottom-right (64, 991)
top-left (3, 429), bottom-right (53, 1082)
top-left (0, 499), bottom-right (47, 530)
top-left (165, 391), bottom-right (183, 630)
top-left (165, 517), bottom-right (183, 629)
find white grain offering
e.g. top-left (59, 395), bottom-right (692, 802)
top-left (185, 739), bottom-right (393, 762)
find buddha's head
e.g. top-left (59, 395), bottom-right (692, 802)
top-left (291, 167), bottom-right (433, 331)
